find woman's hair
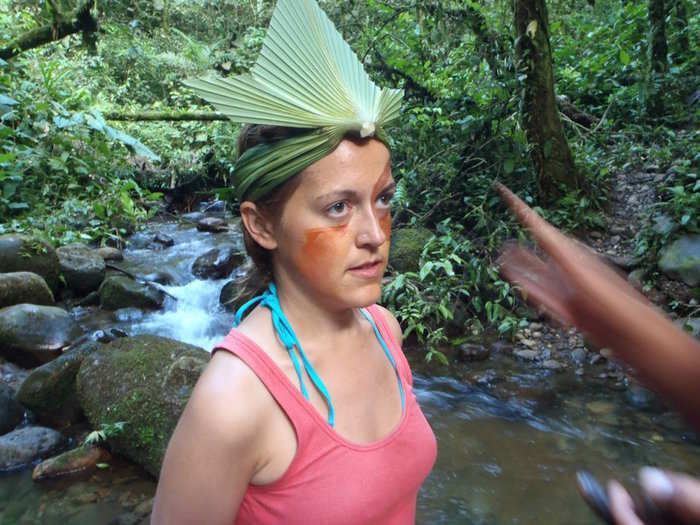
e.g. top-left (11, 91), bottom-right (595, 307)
top-left (231, 124), bottom-right (304, 312)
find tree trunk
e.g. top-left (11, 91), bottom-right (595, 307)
top-left (647, 0), bottom-right (668, 118)
top-left (671, 0), bottom-right (689, 56)
top-left (0, 0), bottom-right (97, 60)
top-left (513, 0), bottom-right (581, 201)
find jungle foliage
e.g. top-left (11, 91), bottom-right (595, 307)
top-left (0, 0), bottom-right (698, 359)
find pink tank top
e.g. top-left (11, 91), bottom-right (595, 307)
top-left (212, 304), bottom-right (437, 525)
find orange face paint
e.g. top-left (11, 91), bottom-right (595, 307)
top-left (297, 224), bottom-right (351, 284)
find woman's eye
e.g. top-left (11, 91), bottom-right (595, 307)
top-left (378, 192), bottom-right (394, 207)
top-left (328, 202), bottom-right (347, 215)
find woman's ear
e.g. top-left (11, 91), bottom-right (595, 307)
top-left (240, 202), bottom-right (278, 250)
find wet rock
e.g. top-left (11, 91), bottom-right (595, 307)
top-left (76, 290), bottom-right (100, 307)
top-left (513, 349), bottom-right (538, 361)
top-left (541, 359), bottom-right (565, 371)
top-left (32, 444), bottom-right (111, 480)
top-left (0, 382), bottom-right (24, 434)
top-left (56, 243), bottom-right (106, 295)
top-left (659, 235), bottom-right (700, 286)
top-left (0, 272), bottom-right (54, 309)
top-left (76, 335), bottom-right (208, 477)
top-left (196, 217), bottom-right (229, 233)
top-left (678, 318), bottom-right (700, 338)
top-left (99, 276), bottom-right (165, 310)
top-left (389, 227), bottom-right (433, 273)
top-left (191, 247), bottom-right (245, 280)
top-left (520, 338), bottom-right (537, 349)
top-left (652, 214), bottom-right (676, 236)
top-left (586, 400), bottom-right (615, 416)
top-left (202, 200), bottom-right (226, 213)
top-left (0, 304), bottom-right (83, 367)
top-left (220, 275), bottom-right (248, 312)
top-left (111, 328), bottom-right (129, 339)
top-left (140, 270), bottom-right (177, 286)
top-left (16, 340), bottom-right (102, 426)
top-left (0, 358), bottom-right (29, 392)
top-left (152, 233), bottom-right (174, 247)
top-left (607, 254), bottom-right (641, 271)
top-left (571, 348), bottom-right (587, 364)
top-left (599, 348), bottom-right (614, 360)
top-left (628, 268), bottom-right (646, 290)
top-left (96, 246), bottom-right (123, 261)
top-left (624, 384), bottom-right (660, 411)
top-left (0, 235), bottom-right (61, 293)
top-left (456, 343), bottom-right (491, 362)
top-left (0, 426), bottom-right (66, 469)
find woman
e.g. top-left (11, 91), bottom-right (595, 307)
top-left (151, 127), bottom-right (437, 524)
top-left (153, 2), bottom-right (436, 522)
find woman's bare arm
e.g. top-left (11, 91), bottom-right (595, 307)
top-left (495, 183), bottom-right (700, 428)
top-left (151, 352), bottom-right (267, 525)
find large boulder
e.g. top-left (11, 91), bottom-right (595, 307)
top-left (0, 271), bottom-right (54, 309)
top-left (191, 247), bottom-right (245, 279)
top-left (0, 382), bottom-right (25, 435)
top-left (0, 235), bottom-right (61, 293)
top-left (98, 276), bottom-right (165, 310)
top-left (96, 246), bottom-right (123, 261)
top-left (389, 227), bottom-right (433, 273)
top-left (0, 426), bottom-right (66, 469)
top-left (16, 340), bottom-right (102, 426)
top-left (56, 243), bottom-right (106, 295)
top-left (0, 304), bottom-right (83, 367)
top-left (659, 235), bottom-right (700, 286)
top-left (76, 335), bottom-right (209, 477)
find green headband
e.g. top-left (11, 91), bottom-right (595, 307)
top-left (183, 0), bottom-right (403, 202)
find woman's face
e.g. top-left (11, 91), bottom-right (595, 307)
top-left (271, 138), bottom-right (394, 311)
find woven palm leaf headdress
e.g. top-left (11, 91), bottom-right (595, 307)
top-left (184, 0), bottom-right (403, 202)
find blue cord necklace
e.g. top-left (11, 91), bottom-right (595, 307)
top-left (234, 283), bottom-right (404, 427)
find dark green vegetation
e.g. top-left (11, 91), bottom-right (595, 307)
top-left (1, 0), bottom-right (698, 361)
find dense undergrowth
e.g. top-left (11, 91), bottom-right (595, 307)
top-left (0, 0), bottom-right (698, 360)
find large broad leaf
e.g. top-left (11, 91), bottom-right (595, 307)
top-left (183, 0), bottom-right (402, 135)
top-left (85, 110), bottom-right (160, 161)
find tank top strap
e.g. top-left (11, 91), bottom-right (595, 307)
top-left (212, 330), bottom-right (316, 439)
top-left (363, 305), bottom-right (413, 387)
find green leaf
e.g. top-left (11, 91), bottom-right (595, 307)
top-left (0, 95), bottom-right (18, 106)
top-left (419, 261), bottom-right (433, 280)
top-left (183, 0), bottom-right (403, 132)
top-left (504, 158), bottom-right (515, 174)
top-left (619, 49), bottom-right (630, 65)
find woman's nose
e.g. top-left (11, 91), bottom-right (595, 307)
top-left (356, 207), bottom-right (387, 247)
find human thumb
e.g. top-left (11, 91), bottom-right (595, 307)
top-left (639, 467), bottom-right (700, 524)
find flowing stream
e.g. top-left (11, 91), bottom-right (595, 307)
top-left (2, 214), bottom-right (699, 524)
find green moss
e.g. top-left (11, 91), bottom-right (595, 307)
top-left (389, 227), bottom-right (434, 273)
top-left (76, 335), bottom-right (208, 477)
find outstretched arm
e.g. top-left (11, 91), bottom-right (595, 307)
top-left (495, 183), bottom-right (700, 428)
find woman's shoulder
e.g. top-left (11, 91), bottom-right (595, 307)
top-left (189, 348), bottom-right (277, 443)
top-left (370, 304), bottom-right (403, 347)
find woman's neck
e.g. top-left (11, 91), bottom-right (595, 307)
top-left (272, 273), bottom-right (363, 350)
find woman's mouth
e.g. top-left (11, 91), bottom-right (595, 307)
top-left (348, 260), bottom-right (384, 279)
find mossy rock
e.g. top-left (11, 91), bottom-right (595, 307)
top-left (0, 235), bottom-right (61, 293)
top-left (76, 335), bottom-right (209, 477)
top-left (0, 272), bottom-right (54, 309)
top-left (17, 340), bottom-right (102, 427)
top-left (389, 227), bottom-right (433, 273)
top-left (658, 235), bottom-right (700, 286)
top-left (98, 276), bottom-right (165, 310)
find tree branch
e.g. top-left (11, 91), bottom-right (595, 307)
top-left (104, 111), bottom-right (229, 122)
top-left (0, 0), bottom-right (97, 60)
